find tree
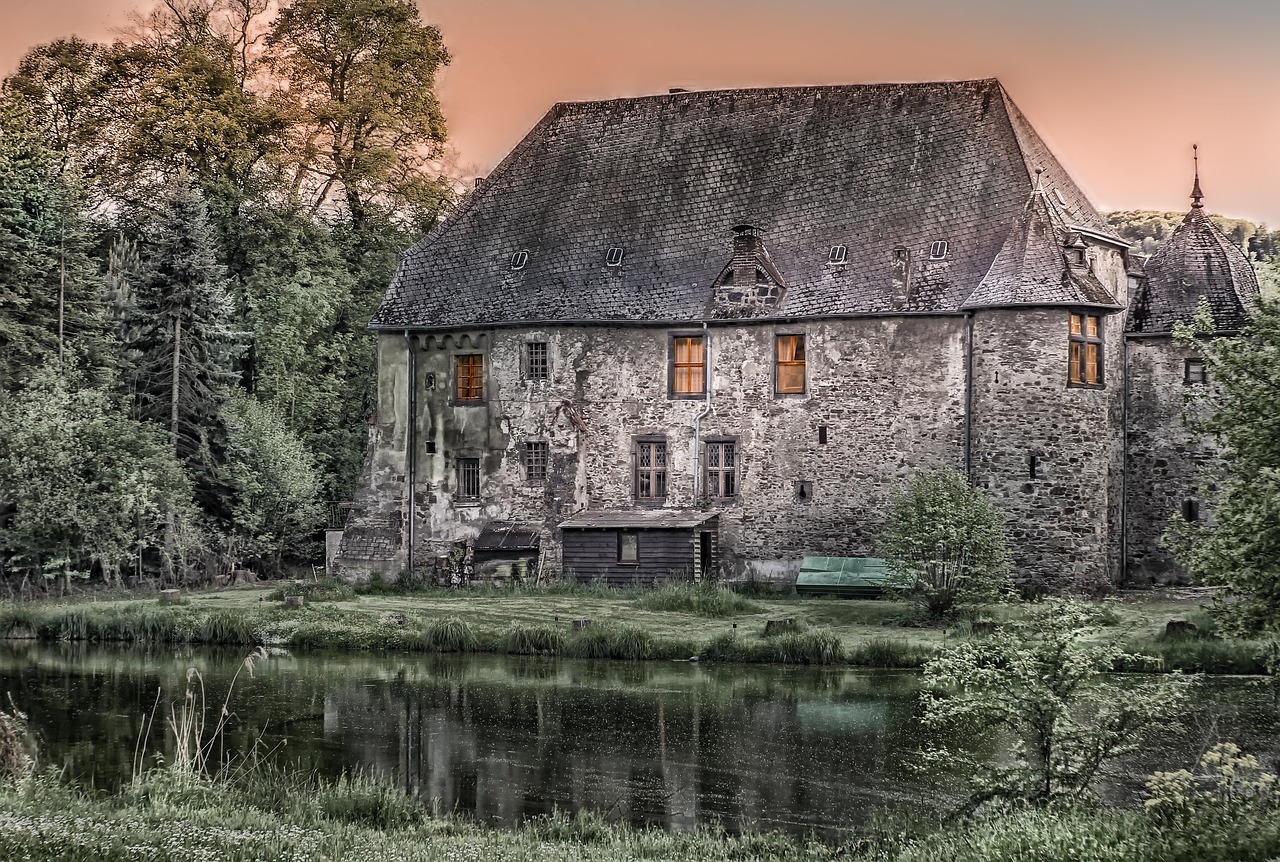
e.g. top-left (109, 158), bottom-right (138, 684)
top-left (919, 600), bottom-right (1193, 810)
top-left (224, 393), bottom-right (324, 573)
top-left (124, 175), bottom-right (240, 519)
top-left (878, 468), bottom-right (1012, 619)
top-left (0, 367), bottom-right (191, 595)
top-left (266, 0), bottom-right (452, 230)
top-left (1170, 299), bottom-right (1280, 636)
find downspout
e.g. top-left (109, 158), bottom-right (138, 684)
top-left (405, 331), bottom-right (417, 578)
top-left (1120, 336), bottom-right (1130, 585)
top-left (692, 321), bottom-right (712, 500)
top-left (963, 311), bottom-right (974, 478)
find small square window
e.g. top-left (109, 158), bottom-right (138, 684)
top-left (524, 441), bottom-right (548, 483)
top-left (525, 342), bottom-right (549, 380)
top-left (455, 354), bottom-right (484, 401)
top-left (1185, 358), bottom-right (1207, 385)
top-left (1182, 499), bottom-right (1200, 522)
top-left (510, 251), bottom-right (528, 270)
top-left (929, 240), bottom-right (948, 259)
top-left (606, 247), bottom-right (624, 267)
top-left (457, 458), bottom-right (481, 500)
top-left (618, 532), bottom-right (639, 564)
top-left (828, 244), bottom-right (847, 265)
top-left (775, 334), bottom-right (806, 395)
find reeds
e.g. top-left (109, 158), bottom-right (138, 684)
top-left (633, 582), bottom-right (763, 618)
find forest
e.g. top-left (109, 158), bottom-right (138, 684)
top-left (0, 0), bottom-right (453, 595)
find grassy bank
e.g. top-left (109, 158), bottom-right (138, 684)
top-left (1, 768), bottom-right (1277, 862)
top-left (0, 583), bottom-right (1270, 673)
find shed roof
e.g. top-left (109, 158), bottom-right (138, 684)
top-left (372, 79), bottom-right (1122, 329)
top-left (559, 510), bottom-right (719, 530)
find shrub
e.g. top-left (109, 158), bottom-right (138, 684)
top-left (878, 468), bottom-right (1012, 620)
top-left (760, 618), bottom-right (805, 637)
top-left (848, 637), bottom-right (930, 668)
top-left (565, 623), bottom-right (655, 660)
top-left (267, 579), bottom-right (356, 602)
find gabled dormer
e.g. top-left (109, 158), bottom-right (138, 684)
top-left (708, 225), bottom-right (787, 319)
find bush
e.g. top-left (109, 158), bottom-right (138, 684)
top-left (878, 468), bottom-right (1012, 620)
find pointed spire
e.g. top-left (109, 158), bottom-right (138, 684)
top-left (1190, 144), bottom-right (1204, 209)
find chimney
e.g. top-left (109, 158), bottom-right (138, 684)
top-left (890, 245), bottom-right (912, 309)
top-left (731, 225), bottom-right (765, 287)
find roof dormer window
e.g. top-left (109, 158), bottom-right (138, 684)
top-left (605, 247), bottom-right (624, 267)
top-left (828, 245), bottom-right (847, 265)
top-left (929, 241), bottom-right (948, 260)
top-left (510, 251), bottom-right (529, 270)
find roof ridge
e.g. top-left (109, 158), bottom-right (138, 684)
top-left (549, 78), bottom-right (1003, 109)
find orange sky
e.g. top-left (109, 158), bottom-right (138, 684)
top-left (4, 0), bottom-right (1278, 224)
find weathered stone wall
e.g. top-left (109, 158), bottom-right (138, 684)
top-left (1124, 336), bottom-right (1216, 584)
top-left (968, 305), bottom-right (1125, 590)
top-left (370, 317), bottom-right (969, 582)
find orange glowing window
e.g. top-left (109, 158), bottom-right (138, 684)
top-left (1068, 314), bottom-right (1103, 387)
top-left (455, 354), bottom-right (484, 401)
top-left (775, 334), bottom-right (807, 395)
top-left (670, 336), bottom-right (705, 396)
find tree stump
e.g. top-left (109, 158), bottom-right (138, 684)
top-left (764, 617), bottom-right (797, 636)
top-left (1165, 619), bottom-right (1198, 639)
top-left (283, 595), bottom-right (304, 609)
top-left (572, 619), bottom-right (592, 632)
top-left (159, 589), bottom-right (181, 605)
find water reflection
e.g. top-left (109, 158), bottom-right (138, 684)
top-left (0, 642), bottom-right (1276, 837)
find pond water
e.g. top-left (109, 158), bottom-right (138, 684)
top-left (1, 643), bottom-right (1277, 837)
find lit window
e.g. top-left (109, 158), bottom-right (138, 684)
top-left (1185, 358), bottom-right (1207, 385)
top-left (455, 354), bottom-right (484, 401)
top-left (775, 334), bottom-right (806, 395)
top-left (634, 440), bottom-right (667, 500)
top-left (1068, 314), bottom-right (1103, 387)
top-left (524, 441), bottom-right (548, 483)
top-left (457, 458), bottom-right (480, 500)
top-left (618, 532), bottom-right (639, 564)
top-left (705, 441), bottom-right (736, 499)
top-left (670, 335), bottom-right (706, 397)
top-left (525, 342), bottom-right (548, 380)
top-left (929, 240), bottom-right (948, 259)
top-left (828, 245), bottom-right (847, 265)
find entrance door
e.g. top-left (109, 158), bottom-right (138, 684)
top-left (697, 532), bottom-right (713, 581)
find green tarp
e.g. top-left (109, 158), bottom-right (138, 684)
top-left (795, 556), bottom-right (889, 598)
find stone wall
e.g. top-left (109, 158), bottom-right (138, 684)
top-left (968, 306), bottom-right (1125, 590)
top-left (363, 316), bottom-right (969, 582)
top-left (1124, 336), bottom-right (1216, 584)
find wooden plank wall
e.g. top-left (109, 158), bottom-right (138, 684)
top-left (563, 528), bottom-right (698, 586)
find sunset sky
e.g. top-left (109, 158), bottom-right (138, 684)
top-left (3, 0), bottom-right (1277, 224)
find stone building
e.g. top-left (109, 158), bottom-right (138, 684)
top-left (334, 79), bottom-right (1258, 588)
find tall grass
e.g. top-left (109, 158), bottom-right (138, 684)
top-left (266, 579), bottom-right (357, 603)
top-left (501, 622), bottom-right (566, 655)
top-left (421, 617), bottom-right (479, 652)
top-left (1117, 635), bottom-right (1271, 675)
top-left (701, 629), bottom-right (844, 665)
top-left (634, 582), bottom-right (763, 618)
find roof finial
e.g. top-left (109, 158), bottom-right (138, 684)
top-left (1033, 167), bottom-right (1044, 193)
top-left (1190, 144), bottom-right (1204, 209)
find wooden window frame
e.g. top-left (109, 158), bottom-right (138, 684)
top-left (1184, 358), bottom-right (1207, 385)
top-left (703, 438), bottom-right (738, 500)
top-left (456, 457), bottom-right (481, 501)
top-left (617, 531), bottom-right (639, 565)
top-left (633, 438), bottom-right (668, 503)
top-left (1067, 313), bottom-right (1104, 389)
top-left (775, 333), bottom-right (807, 396)
top-left (454, 353), bottom-right (485, 402)
top-left (523, 441), bottom-right (548, 484)
top-left (525, 341), bottom-right (549, 381)
top-left (668, 334), bottom-right (706, 399)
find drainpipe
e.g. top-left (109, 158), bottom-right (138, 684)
top-left (405, 331), bottom-right (417, 578)
top-left (963, 311), bottom-right (974, 478)
top-left (692, 321), bottom-right (712, 500)
top-left (1120, 336), bottom-right (1129, 585)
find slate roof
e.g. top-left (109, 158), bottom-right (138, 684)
top-left (962, 185), bottom-right (1119, 309)
top-left (1128, 188), bottom-right (1259, 333)
top-left (372, 79), bottom-right (1125, 330)
top-left (559, 510), bottom-right (719, 530)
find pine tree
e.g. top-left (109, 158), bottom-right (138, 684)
top-left (125, 175), bottom-right (240, 520)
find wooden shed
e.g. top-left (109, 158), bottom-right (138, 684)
top-left (559, 510), bottom-right (719, 587)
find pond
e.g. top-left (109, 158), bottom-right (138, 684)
top-left (1, 643), bottom-right (1277, 837)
